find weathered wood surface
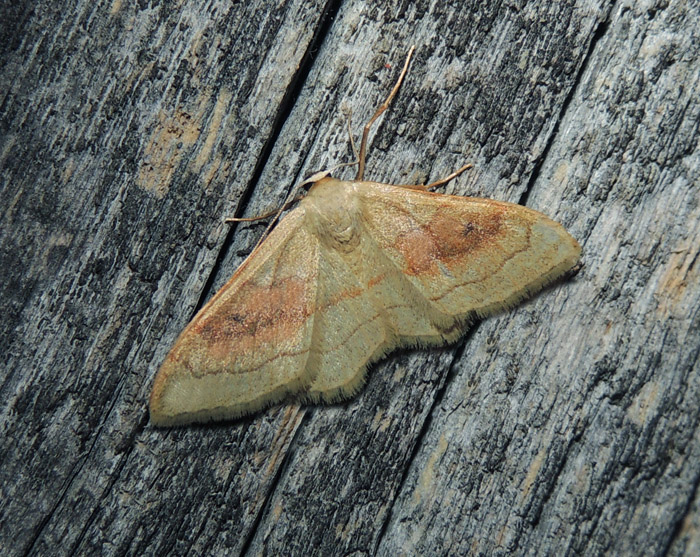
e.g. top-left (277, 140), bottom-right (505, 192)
top-left (1, 0), bottom-right (698, 555)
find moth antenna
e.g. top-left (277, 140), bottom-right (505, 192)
top-left (356, 45), bottom-right (415, 181)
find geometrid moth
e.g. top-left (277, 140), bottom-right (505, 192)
top-left (150, 47), bottom-right (581, 426)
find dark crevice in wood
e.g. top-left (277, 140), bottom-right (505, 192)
top-left (190, 0), bottom-right (345, 317)
top-left (71, 410), bottom-right (152, 555)
top-left (240, 409), bottom-right (313, 556)
top-left (373, 322), bottom-right (480, 553)
top-left (22, 463), bottom-right (77, 557)
top-left (661, 349), bottom-right (700, 554)
top-left (664, 426), bottom-right (700, 554)
top-left (519, 1), bottom-right (615, 208)
top-left (530, 422), bottom-right (585, 533)
top-left (21, 376), bottom-right (121, 556)
top-left (22, 370), bottom-right (150, 556)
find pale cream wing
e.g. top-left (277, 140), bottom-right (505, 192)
top-left (303, 233), bottom-right (388, 401)
top-left (150, 208), bottom-right (319, 426)
top-left (305, 223), bottom-right (452, 401)
top-left (356, 181), bottom-right (582, 323)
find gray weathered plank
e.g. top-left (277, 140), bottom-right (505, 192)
top-left (1, 0), bottom-right (698, 556)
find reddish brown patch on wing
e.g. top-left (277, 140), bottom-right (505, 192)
top-left (367, 273), bottom-right (386, 288)
top-left (396, 204), bottom-right (506, 276)
top-left (192, 278), bottom-right (311, 365)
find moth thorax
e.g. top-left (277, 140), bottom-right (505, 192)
top-left (305, 178), bottom-right (362, 252)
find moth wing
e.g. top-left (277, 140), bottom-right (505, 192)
top-left (355, 181), bottom-right (581, 326)
top-left (150, 208), bottom-right (319, 426)
top-left (305, 208), bottom-right (456, 401)
top-left (303, 237), bottom-right (390, 401)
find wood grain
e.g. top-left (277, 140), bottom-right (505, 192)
top-left (1, 0), bottom-right (698, 555)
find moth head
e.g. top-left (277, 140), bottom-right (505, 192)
top-left (299, 169), bottom-right (334, 192)
top-left (299, 158), bottom-right (359, 194)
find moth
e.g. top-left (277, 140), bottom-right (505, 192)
top-left (150, 47), bottom-right (581, 426)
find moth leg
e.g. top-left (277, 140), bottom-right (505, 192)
top-left (342, 103), bottom-right (359, 161)
top-left (393, 163), bottom-right (473, 191)
top-left (224, 193), bottom-right (306, 253)
top-left (224, 191), bottom-right (304, 253)
top-left (356, 46), bottom-right (415, 180)
top-left (423, 163), bottom-right (473, 189)
top-left (224, 204), bottom-right (298, 223)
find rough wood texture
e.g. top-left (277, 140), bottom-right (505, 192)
top-left (1, 0), bottom-right (698, 555)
